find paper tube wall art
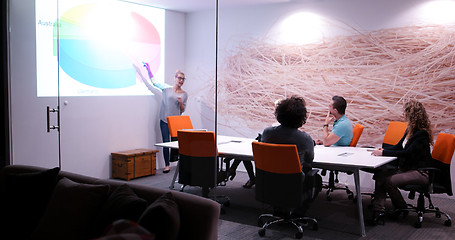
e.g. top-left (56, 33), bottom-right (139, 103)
top-left (202, 25), bottom-right (455, 145)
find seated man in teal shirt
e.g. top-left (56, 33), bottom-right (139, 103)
top-left (315, 96), bottom-right (353, 146)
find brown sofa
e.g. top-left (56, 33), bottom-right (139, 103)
top-left (0, 165), bottom-right (220, 240)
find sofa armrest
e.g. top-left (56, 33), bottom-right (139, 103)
top-left (1, 165), bottom-right (221, 240)
top-left (96, 181), bottom-right (221, 240)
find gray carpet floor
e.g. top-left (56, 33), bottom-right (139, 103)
top-left (124, 166), bottom-right (455, 239)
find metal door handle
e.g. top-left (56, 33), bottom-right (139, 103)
top-left (47, 106), bottom-right (59, 132)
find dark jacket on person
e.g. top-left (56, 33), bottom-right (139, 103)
top-left (382, 129), bottom-right (432, 172)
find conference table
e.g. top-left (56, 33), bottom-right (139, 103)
top-left (156, 135), bottom-right (396, 237)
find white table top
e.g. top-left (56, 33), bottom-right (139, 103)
top-left (155, 135), bottom-right (396, 170)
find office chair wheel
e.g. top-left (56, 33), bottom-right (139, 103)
top-left (404, 210), bottom-right (409, 217)
top-left (414, 221), bottom-right (422, 228)
top-left (295, 231), bottom-right (303, 239)
top-left (313, 222), bottom-right (319, 231)
top-left (326, 189), bottom-right (333, 201)
top-left (224, 200), bottom-right (231, 207)
top-left (436, 212), bottom-right (441, 218)
top-left (257, 219), bottom-right (264, 227)
top-left (347, 191), bottom-right (354, 200)
top-left (444, 219), bottom-right (451, 227)
top-left (258, 228), bottom-right (266, 237)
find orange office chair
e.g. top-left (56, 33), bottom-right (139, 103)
top-left (323, 124), bottom-right (364, 201)
top-left (177, 130), bottom-right (216, 198)
top-left (166, 115), bottom-right (193, 189)
top-left (378, 121), bottom-right (407, 171)
top-left (397, 132), bottom-right (455, 228)
top-left (253, 142), bottom-right (319, 239)
top-left (177, 130), bottom-right (230, 208)
top-left (167, 115), bottom-right (193, 140)
top-left (350, 124), bottom-right (364, 147)
top-left (381, 121), bottom-right (408, 148)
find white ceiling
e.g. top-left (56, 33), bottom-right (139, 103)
top-left (132, 0), bottom-right (291, 13)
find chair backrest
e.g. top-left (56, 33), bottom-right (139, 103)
top-left (349, 124), bottom-right (364, 147)
top-left (167, 115), bottom-right (193, 138)
top-left (382, 121), bottom-right (408, 147)
top-left (177, 130), bottom-right (217, 157)
top-left (177, 130), bottom-right (217, 188)
top-left (430, 133), bottom-right (455, 196)
top-left (432, 133), bottom-right (455, 165)
top-left (253, 142), bottom-right (301, 174)
top-left (252, 142), bottom-right (303, 208)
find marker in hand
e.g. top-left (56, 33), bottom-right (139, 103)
top-left (142, 61), bottom-right (154, 79)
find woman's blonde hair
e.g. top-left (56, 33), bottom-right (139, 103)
top-left (175, 69), bottom-right (185, 78)
top-left (403, 99), bottom-right (433, 144)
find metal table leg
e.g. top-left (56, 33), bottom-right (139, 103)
top-left (169, 161), bottom-right (179, 189)
top-left (354, 169), bottom-right (366, 237)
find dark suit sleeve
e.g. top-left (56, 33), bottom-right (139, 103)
top-left (382, 130), bottom-right (431, 170)
top-left (382, 130), bottom-right (429, 158)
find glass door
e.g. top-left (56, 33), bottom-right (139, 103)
top-left (56, 0), bottom-right (172, 178)
top-left (9, 0), bottom-right (60, 168)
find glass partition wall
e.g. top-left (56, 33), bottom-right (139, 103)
top-left (55, 0), bottom-right (180, 178)
top-left (54, 0), bottom-right (218, 178)
top-left (214, 0), bottom-right (455, 191)
top-left (9, 0), bottom-right (217, 179)
top-left (8, 0), bottom-right (455, 181)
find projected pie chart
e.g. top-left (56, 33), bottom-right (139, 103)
top-left (56, 4), bottom-right (161, 89)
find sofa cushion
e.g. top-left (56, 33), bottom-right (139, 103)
top-left (96, 219), bottom-right (155, 240)
top-left (93, 184), bottom-right (148, 237)
top-left (138, 192), bottom-right (180, 240)
top-left (31, 177), bottom-right (109, 240)
top-left (0, 167), bottom-right (60, 239)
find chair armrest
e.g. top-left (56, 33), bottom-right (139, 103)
top-left (417, 167), bottom-right (440, 180)
top-left (307, 169), bottom-right (319, 177)
top-left (417, 167), bottom-right (439, 172)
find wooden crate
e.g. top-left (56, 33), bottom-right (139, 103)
top-left (111, 148), bottom-right (158, 181)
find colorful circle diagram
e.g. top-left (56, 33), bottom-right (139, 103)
top-left (55, 4), bottom-right (161, 89)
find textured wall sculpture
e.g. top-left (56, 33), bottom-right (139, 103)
top-left (203, 25), bottom-right (455, 145)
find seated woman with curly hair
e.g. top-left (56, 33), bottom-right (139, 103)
top-left (370, 99), bottom-right (433, 225)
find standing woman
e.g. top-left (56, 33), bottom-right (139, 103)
top-left (141, 62), bottom-right (188, 173)
top-left (370, 99), bottom-right (433, 224)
